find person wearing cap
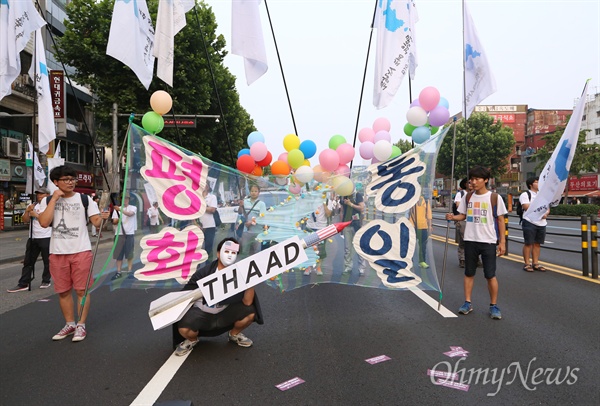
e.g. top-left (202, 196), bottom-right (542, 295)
top-left (174, 237), bottom-right (263, 356)
top-left (7, 188), bottom-right (52, 292)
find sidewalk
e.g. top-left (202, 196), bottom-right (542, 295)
top-left (0, 228), bottom-right (113, 265)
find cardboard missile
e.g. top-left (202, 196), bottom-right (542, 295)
top-left (148, 223), bottom-right (350, 330)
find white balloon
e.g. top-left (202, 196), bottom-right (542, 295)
top-left (294, 166), bottom-right (314, 183)
top-left (406, 106), bottom-right (428, 127)
top-left (332, 176), bottom-right (355, 196)
top-left (373, 140), bottom-right (393, 162)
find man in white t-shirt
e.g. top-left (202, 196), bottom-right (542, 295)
top-left (446, 166), bottom-right (507, 320)
top-left (147, 201), bottom-right (161, 234)
top-left (8, 188), bottom-right (53, 292)
top-left (111, 195), bottom-right (137, 280)
top-left (38, 165), bottom-right (110, 342)
top-left (200, 185), bottom-right (218, 260)
top-left (519, 177), bottom-right (549, 272)
top-left (453, 178), bottom-right (468, 268)
top-left (304, 195), bottom-right (339, 276)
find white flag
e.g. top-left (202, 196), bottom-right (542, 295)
top-left (231, 0), bottom-right (268, 85)
top-left (106, 0), bottom-right (155, 89)
top-left (46, 156), bottom-right (65, 194)
top-left (462, 2), bottom-right (496, 119)
top-left (523, 81), bottom-right (590, 223)
top-left (27, 139), bottom-right (46, 186)
top-left (28, 29), bottom-right (56, 154)
top-left (0, 0), bottom-right (46, 100)
top-left (54, 141), bottom-right (61, 158)
top-left (373, 0), bottom-right (418, 109)
top-left (154, 0), bottom-right (195, 87)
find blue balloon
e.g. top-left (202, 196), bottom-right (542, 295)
top-left (437, 97), bottom-right (449, 109)
top-left (412, 126), bottom-right (431, 144)
top-left (247, 131), bottom-right (265, 147)
top-left (237, 148), bottom-right (251, 158)
top-left (299, 140), bottom-right (317, 159)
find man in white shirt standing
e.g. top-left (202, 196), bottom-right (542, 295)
top-left (38, 165), bottom-right (110, 342)
top-left (519, 177), bottom-right (549, 272)
top-left (147, 201), bottom-right (161, 234)
top-left (8, 187), bottom-right (53, 292)
top-left (304, 193), bottom-right (339, 276)
top-left (111, 195), bottom-right (137, 280)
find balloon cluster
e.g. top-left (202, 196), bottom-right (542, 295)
top-left (358, 117), bottom-right (402, 164)
top-left (142, 90), bottom-right (173, 134)
top-left (404, 86), bottom-right (449, 144)
top-left (236, 131), bottom-right (273, 176)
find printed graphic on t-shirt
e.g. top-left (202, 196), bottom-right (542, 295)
top-left (467, 201), bottom-right (490, 225)
top-left (53, 201), bottom-right (82, 239)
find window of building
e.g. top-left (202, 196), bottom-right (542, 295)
top-left (65, 141), bottom-right (86, 165)
top-left (595, 128), bottom-right (600, 136)
top-left (597, 110), bottom-right (600, 117)
top-left (582, 114), bottom-right (586, 121)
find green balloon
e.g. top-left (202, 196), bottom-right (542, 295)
top-left (429, 125), bottom-right (439, 134)
top-left (142, 111), bottom-right (164, 134)
top-left (329, 134), bottom-right (347, 150)
top-left (404, 123), bottom-right (417, 136)
top-left (390, 145), bottom-right (402, 158)
top-left (287, 149), bottom-right (305, 169)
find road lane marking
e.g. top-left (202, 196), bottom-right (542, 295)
top-left (130, 351), bottom-right (189, 406)
top-left (408, 287), bottom-right (457, 318)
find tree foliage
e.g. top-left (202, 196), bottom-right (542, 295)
top-left (437, 113), bottom-right (515, 180)
top-left (56, 0), bottom-right (254, 166)
top-left (534, 126), bottom-right (600, 177)
top-left (394, 139), bottom-right (414, 155)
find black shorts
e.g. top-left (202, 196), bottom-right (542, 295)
top-left (522, 220), bottom-right (546, 245)
top-left (178, 301), bottom-right (256, 333)
top-left (113, 234), bottom-right (135, 260)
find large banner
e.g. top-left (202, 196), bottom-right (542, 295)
top-left (90, 123), bottom-right (447, 294)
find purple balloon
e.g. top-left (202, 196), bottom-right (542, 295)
top-left (428, 106), bottom-right (450, 127)
top-left (359, 141), bottom-right (374, 159)
top-left (410, 99), bottom-right (421, 108)
top-left (373, 130), bottom-right (392, 143)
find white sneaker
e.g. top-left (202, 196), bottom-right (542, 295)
top-left (228, 331), bottom-right (253, 347)
top-left (175, 338), bottom-right (199, 356)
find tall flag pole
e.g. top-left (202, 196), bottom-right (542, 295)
top-left (154, 0), bottom-right (195, 87)
top-left (28, 28), bottom-right (56, 154)
top-left (0, 0), bottom-right (46, 101)
top-left (462, 1), bottom-right (496, 119)
top-left (373, 0), bottom-right (418, 109)
top-left (106, 0), bottom-right (155, 89)
top-left (231, 0), bottom-right (268, 85)
top-left (523, 80), bottom-right (590, 223)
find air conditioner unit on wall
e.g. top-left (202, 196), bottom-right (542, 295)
top-left (2, 138), bottom-right (22, 159)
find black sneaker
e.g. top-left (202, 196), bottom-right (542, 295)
top-left (110, 272), bottom-right (122, 281)
top-left (7, 285), bottom-right (28, 293)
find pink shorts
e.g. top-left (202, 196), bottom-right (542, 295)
top-left (49, 251), bottom-right (93, 293)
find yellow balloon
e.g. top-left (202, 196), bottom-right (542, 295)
top-left (332, 176), bottom-right (355, 196)
top-left (302, 159), bottom-right (311, 167)
top-left (150, 90), bottom-right (173, 115)
top-left (283, 134), bottom-right (300, 152)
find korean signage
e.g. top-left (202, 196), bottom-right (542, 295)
top-left (50, 70), bottom-right (64, 119)
top-left (163, 119), bottom-right (197, 128)
top-left (568, 175), bottom-right (598, 191)
top-left (475, 105), bottom-right (527, 113)
top-left (0, 159), bottom-right (10, 181)
top-left (76, 171), bottom-right (94, 187)
top-left (94, 147), bottom-right (104, 167)
top-left (490, 114), bottom-right (516, 124)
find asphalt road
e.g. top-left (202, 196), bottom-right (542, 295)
top-left (1, 234), bottom-right (598, 406)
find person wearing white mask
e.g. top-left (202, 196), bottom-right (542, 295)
top-left (174, 238), bottom-right (263, 356)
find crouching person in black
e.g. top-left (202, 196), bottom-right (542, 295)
top-left (175, 238), bottom-right (263, 356)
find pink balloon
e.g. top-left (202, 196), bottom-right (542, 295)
top-left (278, 152), bottom-right (288, 163)
top-left (358, 127), bottom-right (375, 143)
top-left (249, 142), bottom-right (268, 161)
top-left (336, 143), bottom-right (355, 165)
top-left (373, 130), bottom-right (391, 143)
top-left (428, 105), bottom-right (450, 127)
top-left (313, 165), bottom-right (331, 183)
top-left (418, 86), bottom-right (441, 112)
top-left (336, 164), bottom-right (351, 178)
top-left (373, 117), bottom-right (391, 133)
top-left (289, 183), bottom-right (302, 194)
top-left (359, 141), bottom-right (374, 159)
top-left (319, 149), bottom-right (340, 172)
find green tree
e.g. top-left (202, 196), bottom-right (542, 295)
top-left (56, 0), bottom-right (254, 166)
top-left (394, 139), bottom-right (414, 155)
top-left (437, 113), bottom-right (515, 180)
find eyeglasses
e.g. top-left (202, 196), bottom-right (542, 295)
top-left (58, 178), bottom-right (78, 184)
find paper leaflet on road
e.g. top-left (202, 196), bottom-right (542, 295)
top-left (89, 123), bottom-right (447, 295)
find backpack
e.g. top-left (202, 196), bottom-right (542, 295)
top-left (46, 193), bottom-right (89, 224)
top-left (452, 190), bottom-right (466, 216)
top-left (465, 191), bottom-right (502, 243)
top-left (516, 191), bottom-right (531, 224)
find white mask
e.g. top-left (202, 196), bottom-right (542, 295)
top-left (219, 241), bottom-right (239, 267)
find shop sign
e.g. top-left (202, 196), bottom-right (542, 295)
top-left (77, 171), bottom-right (94, 186)
top-left (0, 159), bottom-right (10, 181)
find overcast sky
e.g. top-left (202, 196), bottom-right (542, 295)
top-left (208, 0), bottom-right (600, 163)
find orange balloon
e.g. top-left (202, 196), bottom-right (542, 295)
top-left (251, 166), bottom-right (263, 176)
top-left (271, 160), bottom-right (291, 176)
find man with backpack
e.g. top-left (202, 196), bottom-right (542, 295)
top-left (453, 178), bottom-right (469, 268)
top-left (38, 165), bottom-right (110, 342)
top-left (446, 166), bottom-right (507, 320)
top-left (519, 177), bottom-right (549, 272)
